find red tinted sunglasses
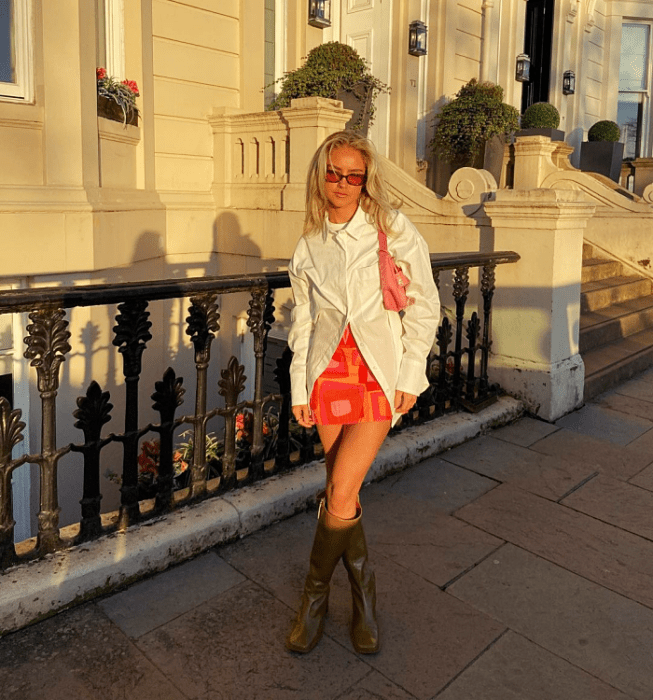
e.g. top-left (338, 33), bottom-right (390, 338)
top-left (325, 169), bottom-right (367, 187)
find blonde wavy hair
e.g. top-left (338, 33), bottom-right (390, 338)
top-left (303, 131), bottom-right (402, 238)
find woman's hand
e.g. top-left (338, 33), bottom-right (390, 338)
top-left (292, 404), bottom-right (315, 428)
top-left (394, 390), bottom-right (417, 414)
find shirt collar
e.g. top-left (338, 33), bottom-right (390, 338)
top-left (322, 205), bottom-right (371, 242)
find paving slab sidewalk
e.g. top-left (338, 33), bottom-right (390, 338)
top-left (3, 370), bottom-right (653, 699)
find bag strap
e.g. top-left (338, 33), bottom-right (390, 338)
top-left (378, 228), bottom-right (389, 253)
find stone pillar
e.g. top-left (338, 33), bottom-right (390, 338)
top-left (280, 97), bottom-right (352, 210)
top-left (41, 0), bottom-right (99, 188)
top-left (512, 136), bottom-right (559, 190)
top-left (480, 1), bottom-right (495, 83)
top-left (485, 189), bottom-right (596, 421)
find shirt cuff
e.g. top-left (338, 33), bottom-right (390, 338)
top-left (290, 368), bottom-right (308, 406)
top-left (396, 356), bottom-right (429, 397)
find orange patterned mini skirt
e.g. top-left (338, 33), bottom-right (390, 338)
top-left (309, 326), bottom-right (392, 425)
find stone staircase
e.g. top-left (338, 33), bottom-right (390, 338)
top-left (581, 242), bottom-right (653, 399)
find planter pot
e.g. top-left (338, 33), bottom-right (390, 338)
top-left (97, 94), bottom-right (138, 126)
top-left (516, 127), bottom-right (565, 141)
top-left (580, 141), bottom-right (624, 182)
top-left (337, 82), bottom-right (372, 135)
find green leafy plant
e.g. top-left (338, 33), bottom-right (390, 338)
top-left (588, 120), bottom-right (621, 142)
top-left (428, 79), bottom-right (520, 165)
top-left (520, 102), bottom-right (560, 129)
top-left (266, 42), bottom-right (389, 128)
top-left (96, 67), bottom-right (140, 125)
top-left (105, 431), bottom-right (221, 493)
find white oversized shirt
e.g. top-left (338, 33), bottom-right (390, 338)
top-left (287, 206), bottom-right (440, 426)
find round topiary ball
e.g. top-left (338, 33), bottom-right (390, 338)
top-left (588, 120), bottom-right (621, 142)
top-left (521, 102), bottom-right (561, 129)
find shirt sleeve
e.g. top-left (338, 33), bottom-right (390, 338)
top-left (390, 214), bottom-right (441, 396)
top-left (287, 239), bottom-right (313, 406)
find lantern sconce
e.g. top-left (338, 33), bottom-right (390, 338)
top-left (308, 0), bottom-right (331, 28)
top-left (562, 70), bottom-right (576, 95)
top-left (515, 53), bottom-right (531, 82)
top-left (408, 20), bottom-right (428, 56)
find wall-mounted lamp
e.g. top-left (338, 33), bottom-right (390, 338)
top-left (308, 0), bottom-right (331, 28)
top-left (408, 20), bottom-right (428, 56)
top-left (515, 53), bottom-right (531, 82)
top-left (562, 70), bottom-right (576, 95)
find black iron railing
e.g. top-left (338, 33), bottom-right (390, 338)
top-left (0, 251), bottom-right (518, 570)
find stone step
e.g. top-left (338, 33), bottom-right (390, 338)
top-left (583, 326), bottom-right (653, 400)
top-left (581, 275), bottom-right (652, 312)
top-left (583, 241), bottom-right (597, 259)
top-left (582, 257), bottom-right (623, 284)
top-left (580, 297), bottom-right (653, 352)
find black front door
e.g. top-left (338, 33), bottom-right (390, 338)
top-left (522, 0), bottom-right (555, 112)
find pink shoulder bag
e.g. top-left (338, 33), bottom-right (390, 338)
top-left (378, 228), bottom-right (415, 312)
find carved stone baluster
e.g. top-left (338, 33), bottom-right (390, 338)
top-left (246, 288), bottom-right (275, 480)
top-left (0, 398), bottom-right (25, 568)
top-left (112, 300), bottom-right (152, 529)
top-left (452, 267), bottom-right (470, 403)
top-left (24, 307), bottom-right (71, 554)
top-left (218, 357), bottom-right (246, 491)
top-left (72, 381), bottom-right (113, 543)
top-left (186, 294), bottom-right (220, 498)
top-left (152, 368), bottom-right (185, 513)
top-left (479, 263), bottom-right (496, 397)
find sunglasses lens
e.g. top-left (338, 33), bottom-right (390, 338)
top-left (325, 170), bottom-right (366, 186)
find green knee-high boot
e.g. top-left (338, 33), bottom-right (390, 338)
top-left (286, 501), bottom-right (360, 653)
top-left (342, 515), bottom-right (380, 654)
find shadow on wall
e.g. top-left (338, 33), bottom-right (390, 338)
top-left (15, 212), bottom-right (293, 535)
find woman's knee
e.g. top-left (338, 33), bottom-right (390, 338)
top-left (325, 481), bottom-right (359, 518)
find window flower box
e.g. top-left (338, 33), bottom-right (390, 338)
top-left (96, 67), bottom-right (139, 126)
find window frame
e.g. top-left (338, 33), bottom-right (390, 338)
top-left (0, 0), bottom-right (34, 103)
top-left (97, 0), bottom-right (125, 79)
top-left (618, 20), bottom-right (653, 159)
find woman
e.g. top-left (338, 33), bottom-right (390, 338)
top-left (286, 130), bottom-right (440, 654)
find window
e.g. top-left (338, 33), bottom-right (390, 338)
top-left (264, 0), bottom-right (276, 107)
top-left (617, 22), bottom-right (652, 160)
top-left (264, 0), bottom-right (286, 108)
top-left (0, 0), bottom-right (33, 101)
top-left (96, 0), bottom-right (125, 78)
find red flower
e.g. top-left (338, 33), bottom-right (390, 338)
top-left (96, 67), bottom-right (107, 80)
top-left (121, 79), bottom-right (139, 96)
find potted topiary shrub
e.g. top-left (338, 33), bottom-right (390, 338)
top-left (266, 42), bottom-right (389, 133)
top-left (518, 102), bottom-right (564, 141)
top-left (580, 120), bottom-right (624, 182)
top-left (428, 78), bottom-right (520, 181)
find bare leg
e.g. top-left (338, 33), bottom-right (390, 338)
top-left (317, 421), bottom-right (391, 520)
top-left (317, 424), bottom-right (344, 486)
top-left (288, 421), bottom-right (389, 654)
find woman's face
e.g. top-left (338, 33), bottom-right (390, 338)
top-left (324, 146), bottom-right (367, 223)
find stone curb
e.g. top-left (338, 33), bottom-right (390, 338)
top-left (0, 396), bottom-right (523, 636)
